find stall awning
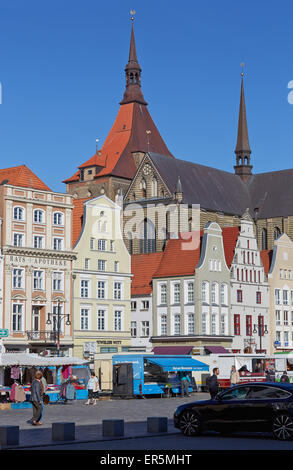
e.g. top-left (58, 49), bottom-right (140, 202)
top-left (152, 346), bottom-right (193, 355)
top-left (204, 345), bottom-right (230, 354)
top-left (0, 353), bottom-right (90, 367)
top-left (146, 356), bottom-right (209, 372)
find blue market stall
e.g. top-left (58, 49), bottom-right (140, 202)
top-left (112, 354), bottom-right (209, 397)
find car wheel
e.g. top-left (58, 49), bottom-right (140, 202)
top-left (178, 410), bottom-right (201, 436)
top-left (272, 414), bottom-right (293, 441)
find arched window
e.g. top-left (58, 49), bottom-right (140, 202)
top-left (139, 218), bottom-right (156, 254)
top-left (34, 209), bottom-right (45, 224)
top-left (140, 178), bottom-right (147, 198)
top-left (13, 206), bottom-right (25, 221)
top-left (261, 228), bottom-right (268, 250)
top-left (151, 178), bottom-right (158, 197)
top-left (274, 227), bottom-right (281, 240)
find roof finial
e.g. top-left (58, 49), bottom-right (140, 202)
top-left (240, 62), bottom-right (245, 77)
top-left (130, 10), bottom-right (136, 22)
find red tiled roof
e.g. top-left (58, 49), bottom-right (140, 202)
top-left (131, 252), bottom-right (164, 296)
top-left (72, 198), bottom-right (91, 246)
top-left (0, 165), bottom-right (51, 191)
top-left (260, 250), bottom-right (273, 275)
top-left (63, 100), bottom-right (174, 184)
top-left (153, 232), bottom-right (203, 278)
top-left (222, 226), bottom-right (240, 268)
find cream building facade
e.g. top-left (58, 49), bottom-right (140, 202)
top-left (267, 234), bottom-right (293, 354)
top-left (72, 195), bottom-right (132, 359)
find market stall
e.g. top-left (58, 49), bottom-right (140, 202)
top-left (0, 353), bottom-right (91, 408)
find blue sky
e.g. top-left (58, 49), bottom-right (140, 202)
top-left (0, 0), bottom-right (293, 193)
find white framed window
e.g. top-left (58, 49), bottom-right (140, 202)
top-left (131, 321), bottom-right (137, 337)
top-left (85, 258), bottom-right (90, 270)
top-left (275, 289), bottom-right (280, 305)
top-left (53, 212), bottom-right (64, 225)
top-left (12, 304), bottom-right (23, 332)
top-left (98, 259), bottom-right (106, 271)
top-left (53, 238), bottom-right (63, 251)
top-left (174, 314), bottom-right (181, 335)
top-left (284, 311), bottom-right (289, 326)
top-left (110, 240), bottom-right (114, 252)
top-left (81, 280), bottom-right (89, 298)
top-left (211, 313), bottom-right (217, 335)
top-left (33, 235), bottom-right (44, 249)
top-left (283, 290), bottom-right (288, 305)
top-left (114, 310), bottom-right (122, 331)
top-left (97, 281), bottom-right (106, 299)
top-left (33, 270), bottom-right (44, 290)
top-left (211, 282), bottom-right (218, 304)
top-left (13, 206), bottom-right (25, 221)
top-left (173, 283), bottom-right (180, 304)
top-left (131, 301), bottom-right (137, 310)
top-left (90, 238), bottom-right (94, 250)
top-left (187, 282), bottom-right (194, 303)
top-left (202, 313), bottom-right (207, 334)
top-left (160, 284), bottom-right (167, 304)
top-left (34, 209), bottom-right (45, 224)
top-left (13, 233), bottom-right (24, 247)
top-left (187, 314), bottom-right (195, 334)
top-left (114, 261), bottom-right (119, 273)
top-left (220, 314), bottom-right (226, 335)
top-left (202, 281), bottom-right (209, 303)
top-left (114, 282), bottom-right (122, 300)
top-left (284, 331), bottom-right (289, 345)
top-left (141, 300), bottom-right (149, 310)
top-left (221, 283), bottom-right (227, 305)
top-left (97, 309), bottom-right (105, 331)
top-left (98, 239), bottom-right (106, 251)
top-left (81, 308), bottom-right (89, 330)
top-left (276, 310), bottom-right (281, 326)
top-left (12, 269), bottom-right (24, 289)
top-left (276, 330), bottom-right (281, 342)
top-left (53, 272), bottom-right (63, 291)
top-left (141, 321), bottom-right (150, 337)
top-left (160, 315), bottom-right (167, 335)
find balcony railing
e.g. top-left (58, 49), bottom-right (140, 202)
top-left (26, 331), bottom-right (58, 342)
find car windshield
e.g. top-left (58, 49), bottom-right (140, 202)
top-left (220, 386), bottom-right (250, 400)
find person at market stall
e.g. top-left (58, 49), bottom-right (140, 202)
top-left (29, 371), bottom-right (44, 425)
top-left (85, 371), bottom-right (100, 405)
top-left (280, 371), bottom-right (290, 383)
top-left (230, 365), bottom-right (240, 387)
top-left (39, 373), bottom-right (48, 421)
top-left (178, 371), bottom-right (191, 397)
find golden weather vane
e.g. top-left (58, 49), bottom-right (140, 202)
top-left (130, 10), bottom-right (136, 21)
top-left (240, 62), bottom-right (245, 77)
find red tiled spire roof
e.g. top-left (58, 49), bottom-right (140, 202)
top-left (131, 252), bottom-right (164, 295)
top-left (0, 164), bottom-right (51, 191)
top-left (72, 197), bottom-right (91, 246)
top-left (222, 226), bottom-right (240, 268)
top-left (63, 22), bottom-right (173, 185)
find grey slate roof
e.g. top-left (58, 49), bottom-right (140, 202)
top-left (148, 153), bottom-right (293, 219)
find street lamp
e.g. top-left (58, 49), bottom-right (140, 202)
top-left (253, 314), bottom-right (268, 354)
top-left (46, 301), bottom-right (71, 357)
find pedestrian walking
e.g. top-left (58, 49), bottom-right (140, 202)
top-left (179, 372), bottom-right (191, 397)
top-left (85, 371), bottom-right (100, 405)
top-left (40, 373), bottom-right (48, 421)
top-left (206, 367), bottom-right (220, 399)
top-left (30, 371), bottom-right (43, 426)
top-left (280, 371), bottom-right (290, 383)
top-left (230, 365), bottom-right (240, 387)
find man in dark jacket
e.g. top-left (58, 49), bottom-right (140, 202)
top-left (207, 368), bottom-right (219, 399)
top-left (280, 371), bottom-right (290, 383)
top-left (30, 371), bottom-right (43, 425)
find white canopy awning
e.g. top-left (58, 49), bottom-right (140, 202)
top-left (0, 353), bottom-right (90, 367)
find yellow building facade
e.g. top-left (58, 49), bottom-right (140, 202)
top-left (72, 195), bottom-right (132, 359)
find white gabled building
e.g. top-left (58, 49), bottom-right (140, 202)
top-left (230, 209), bottom-right (270, 354)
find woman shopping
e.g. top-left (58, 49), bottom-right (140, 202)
top-left (85, 371), bottom-right (100, 405)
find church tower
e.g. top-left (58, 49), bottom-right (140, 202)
top-left (63, 17), bottom-right (173, 201)
top-left (234, 71), bottom-right (253, 183)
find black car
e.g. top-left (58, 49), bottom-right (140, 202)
top-left (174, 382), bottom-right (293, 440)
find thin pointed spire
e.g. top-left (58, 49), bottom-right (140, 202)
top-left (120, 16), bottom-right (147, 105)
top-left (234, 67), bottom-right (252, 182)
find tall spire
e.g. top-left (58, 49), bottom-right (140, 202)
top-left (234, 66), bottom-right (252, 182)
top-left (120, 15), bottom-right (147, 105)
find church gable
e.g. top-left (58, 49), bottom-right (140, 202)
top-left (124, 153), bottom-right (172, 202)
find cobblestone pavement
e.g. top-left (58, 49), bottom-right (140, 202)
top-left (0, 393), bottom-right (208, 449)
